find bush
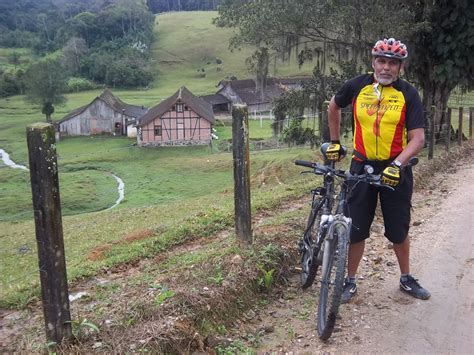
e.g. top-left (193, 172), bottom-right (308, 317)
top-left (66, 77), bottom-right (99, 93)
top-left (0, 72), bottom-right (22, 97)
top-left (281, 117), bottom-right (319, 147)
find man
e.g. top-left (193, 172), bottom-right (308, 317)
top-left (326, 38), bottom-right (430, 302)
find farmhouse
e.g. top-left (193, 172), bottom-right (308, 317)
top-left (137, 86), bottom-right (215, 147)
top-left (57, 89), bottom-right (148, 137)
top-left (211, 76), bottom-right (312, 114)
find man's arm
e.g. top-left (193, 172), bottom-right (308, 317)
top-left (395, 128), bottom-right (425, 166)
top-left (328, 96), bottom-right (341, 141)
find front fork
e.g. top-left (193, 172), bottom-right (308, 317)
top-left (320, 216), bottom-right (352, 278)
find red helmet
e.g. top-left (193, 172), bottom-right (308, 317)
top-left (372, 38), bottom-right (408, 60)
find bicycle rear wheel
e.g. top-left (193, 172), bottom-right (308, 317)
top-left (317, 222), bottom-right (349, 340)
top-left (300, 205), bottom-right (323, 289)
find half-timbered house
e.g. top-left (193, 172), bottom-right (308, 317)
top-left (57, 89), bottom-right (148, 137)
top-left (137, 86), bottom-right (215, 147)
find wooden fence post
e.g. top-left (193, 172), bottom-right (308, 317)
top-left (232, 105), bottom-right (252, 245)
top-left (321, 101), bottom-right (330, 143)
top-left (446, 108), bottom-right (452, 151)
top-left (26, 123), bottom-right (72, 345)
top-left (428, 105), bottom-right (436, 160)
top-left (470, 107), bottom-right (473, 140)
top-left (458, 107), bottom-right (463, 146)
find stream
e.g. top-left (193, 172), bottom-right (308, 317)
top-left (0, 148), bottom-right (124, 210)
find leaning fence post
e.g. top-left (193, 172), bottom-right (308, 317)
top-left (446, 108), bottom-right (452, 151)
top-left (232, 104), bottom-right (252, 245)
top-left (428, 106), bottom-right (436, 160)
top-left (458, 107), bottom-right (463, 146)
top-left (26, 123), bottom-right (72, 345)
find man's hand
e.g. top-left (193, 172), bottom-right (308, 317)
top-left (325, 143), bottom-right (346, 161)
top-left (381, 163), bottom-right (401, 187)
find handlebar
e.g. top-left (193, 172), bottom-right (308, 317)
top-left (295, 160), bottom-right (346, 178)
top-left (295, 157), bottom-right (417, 188)
top-left (294, 159), bottom-right (316, 169)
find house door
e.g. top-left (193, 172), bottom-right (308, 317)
top-left (177, 121), bottom-right (184, 140)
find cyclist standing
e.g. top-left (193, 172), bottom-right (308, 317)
top-left (326, 38), bottom-right (430, 302)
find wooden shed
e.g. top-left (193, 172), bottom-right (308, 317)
top-left (137, 86), bottom-right (215, 147)
top-left (57, 89), bottom-right (148, 137)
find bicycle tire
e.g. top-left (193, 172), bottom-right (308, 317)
top-left (300, 205), bottom-right (323, 289)
top-left (317, 221), bottom-right (349, 340)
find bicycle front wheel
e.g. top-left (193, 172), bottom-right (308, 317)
top-left (300, 204), bottom-right (323, 289)
top-left (317, 221), bottom-right (349, 340)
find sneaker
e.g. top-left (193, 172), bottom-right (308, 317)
top-left (341, 277), bottom-right (357, 303)
top-left (400, 275), bottom-right (431, 300)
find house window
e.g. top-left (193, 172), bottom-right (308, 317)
top-left (176, 103), bottom-right (184, 112)
top-left (154, 125), bottom-right (162, 136)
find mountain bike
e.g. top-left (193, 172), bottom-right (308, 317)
top-left (295, 145), bottom-right (410, 340)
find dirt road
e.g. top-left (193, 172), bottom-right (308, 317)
top-left (232, 159), bottom-right (474, 354)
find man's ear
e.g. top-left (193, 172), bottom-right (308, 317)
top-left (399, 62), bottom-right (405, 75)
top-left (371, 58), bottom-right (376, 70)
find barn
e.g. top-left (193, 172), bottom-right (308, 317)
top-left (57, 89), bottom-right (148, 137)
top-left (137, 86), bottom-right (215, 147)
top-left (214, 77), bottom-right (311, 114)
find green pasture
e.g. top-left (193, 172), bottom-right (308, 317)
top-left (150, 11), bottom-right (314, 98)
top-left (0, 130), bottom-right (318, 307)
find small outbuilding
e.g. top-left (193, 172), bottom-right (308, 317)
top-left (137, 86), bottom-right (215, 147)
top-left (57, 89), bottom-right (148, 137)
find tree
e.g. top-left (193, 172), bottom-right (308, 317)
top-left (61, 37), bottom-right (89, 75)
top-left (405, 0), bottom-right (474, 137)
top-left (24, 57), bottom-right (67, 122)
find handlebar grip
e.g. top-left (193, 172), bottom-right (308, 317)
top-left (295, 160), bottom-right (315, 168)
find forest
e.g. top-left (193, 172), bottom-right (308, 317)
top-left (0, 0), bottom-right (157, 98)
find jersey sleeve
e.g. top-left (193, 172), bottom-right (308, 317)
top-left (333, 75), bottom-right (368, 108)
top-left (333, 78), bottom-right (356, 108)
top-left (404, 85), bottom-right (425, 131)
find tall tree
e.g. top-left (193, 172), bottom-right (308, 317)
top-left (24, 57), bottom-right (67, 122)
top-left (405, 0), bottom-right (474, 135)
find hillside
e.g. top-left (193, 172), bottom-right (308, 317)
top-left (150, 11), bottom-right (314, 97)
top-left (98, 11), bottom-right (315, 108)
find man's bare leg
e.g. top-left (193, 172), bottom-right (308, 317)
top-left (393, 236), bottom-right (410, 275)
top-left (347, 240), bottom-right (365, 277)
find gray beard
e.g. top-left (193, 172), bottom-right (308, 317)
top-left (374, 73), bottom-right (397, 86)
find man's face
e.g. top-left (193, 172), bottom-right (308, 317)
top-left (372, 57), bottom-right (404, 86)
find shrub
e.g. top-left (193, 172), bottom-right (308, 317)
top-left (66, 77), bottom-right (99, 93)
top-left (281, 117), bottom-right (318, 147)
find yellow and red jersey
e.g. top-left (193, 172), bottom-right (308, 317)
top-left (334, 74), bottom-right (424, 161)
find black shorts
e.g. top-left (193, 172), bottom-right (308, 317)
top-left (347, 159), bottom-right (413, 244)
